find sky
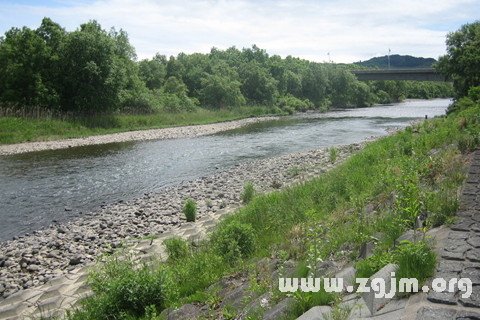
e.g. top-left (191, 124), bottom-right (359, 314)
top-left (0, 0), bottom-right (479, 63)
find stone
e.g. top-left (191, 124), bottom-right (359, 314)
top-left (415, 306), bottom-right (457, 320)
top-left (466, 248), bottom-right (480, 262)
top-left (160, 303), bottom-right (204, 320)
top-left (451, 219), bottom-right (475, 232)
top-left (456, 310), bottom-right (480, 319)
top-left (335, 266), bottom-right (356, 288)
top-left (297, 306), bottom-right (332, 320)
top-left (437, 260), bottom-right (464, 273)
top-left (427, 289), bottom-right (458, 305)
top-left (27, 264), bottom-right (40, 272)
top-left (468, 235), bottom-right (480, 248)
top-left (459, 286), bottom-right (480, 308)
top-left (397, 230), bottom-right (421, 244)
top-left (461, 267), bottom-right (480, 285)
top-left (69, 255), bottom-right (83, 266)
top-left (362, 264), bottom-right (397, 316)
top-left (358, 241), bottom-right (375, 259)
top-left (312, 260), bottom-right (338, 278)
top-left (263, 297), bottom-right (294, 320)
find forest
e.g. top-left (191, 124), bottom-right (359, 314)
top-left (0, 18), bottom-right (453, 117)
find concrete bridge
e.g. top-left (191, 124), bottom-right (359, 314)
top-left (352, 68), bottom-right (446, 82)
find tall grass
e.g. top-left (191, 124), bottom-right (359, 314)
top-left (67, 102), bottom-right (479, 319)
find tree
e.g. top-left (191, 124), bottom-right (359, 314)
top-left (0, 26), bottom-right (57, 108)
top-left (198, 74), bottom-right (245, 108)
top-left (239, 61), bottom-right (278, 105)
top-left (138, 54), bottom-right (167, 90)
top-left (301, 63), bottom-right (329, 107)
top-left (437, 21), bottom-right (480, 97)
top-left (58, 21), bottom-right (122, 112)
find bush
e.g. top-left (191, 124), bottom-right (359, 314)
top-left (164, 237), bottom-right (190, 262)
top-left (241, 182), bottom-right (255, 204)
top-left (276, 94), bottom-right (314, 112)
top-left (71, 258), bottom-right (177, 319)
top-left (183, 198), bottom-right (197, 222)
top-left (394, 240), bottom-right (436, 287)
top-left (211, 221), bottom-right (256, 264)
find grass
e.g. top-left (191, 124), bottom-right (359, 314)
top-left (0, 106), bottom-right (279, 144)
top-left (182, 198), bottom-right (197, 222)
top-left (241, 182), bottom-right (256, 204)
top-left (66, 100), bottom-right (479, 319)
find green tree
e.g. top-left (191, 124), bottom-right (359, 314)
top-left (198, 74), bottom-right (245, 108)
top-left (301, 63), bottom-right (329, 107)
top-left (58, 21), bottom-right (123, 112)
top-left (0, 26), bottom-right (58, 108)
top-left (158, 76), bottom-right (197, 112)
top-left (239, 61), bottom-right (278, 105)
top-left (138, 54), bottom-right (167, 90)
top-left (437, 21), bottom-right (480, 97)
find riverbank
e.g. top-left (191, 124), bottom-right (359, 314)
top-left (0, 114), bottom-right (279, 155)
top-left (0, 142), bottom-right (362, 299)
top-left (0, 106), bottom-right (281, 150)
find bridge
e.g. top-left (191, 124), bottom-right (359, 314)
top-left (351, 68), bottom-right (446, 82)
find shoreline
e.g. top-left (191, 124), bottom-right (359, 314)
top-left (0, 142), bottom-right (365, 299)
top-left (0, 116), bottom-right (279, 156)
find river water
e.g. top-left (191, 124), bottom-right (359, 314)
top-left (0, 99), bottom-right (451, 241)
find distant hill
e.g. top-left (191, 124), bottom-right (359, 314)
top-left (355, 54), bottom-right (436, 69)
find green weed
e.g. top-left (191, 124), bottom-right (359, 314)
top-left (183, 198), bottom-right (197, 222)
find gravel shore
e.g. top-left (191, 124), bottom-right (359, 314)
top-left (0, 116), bottom-right (279, 156)
top-left (0, 142), bottom-right (364, 299)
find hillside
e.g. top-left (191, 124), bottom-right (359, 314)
top-left (355, 54), bottom-right (436, 69)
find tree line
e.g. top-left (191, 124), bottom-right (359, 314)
top-left (0, 18), bottom-right (454, 116)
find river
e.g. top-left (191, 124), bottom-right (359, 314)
top-left (0, 99), bottom-right (451, 241)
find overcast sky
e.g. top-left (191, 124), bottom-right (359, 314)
top-left (1, 0), bottom-right (479, 63)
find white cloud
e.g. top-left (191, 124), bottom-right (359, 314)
top-left (0, 0), bottom-right (479, 62)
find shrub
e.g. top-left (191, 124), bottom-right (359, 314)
top-left (211, 221), bottom-right (256, 264)
top-left (183, 198), bottom-right (197, 222)
top-left (276, 94), bottom-right (314, 112)
top-left (394, 240), bottom-right (436, 287)
top-left (241, 182), bottom-right (255, 204)
top-left (71, 258), bottom-right (177, 319)
top-left (355, 251), bottom-right (394, 279)
top-left (164, 237), bottom-right (190, 262)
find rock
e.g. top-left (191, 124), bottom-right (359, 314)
top-left (69, 255), bottom-right (83, 266)
top-left (335, 266), bottom-right (356, 288)
top-left (160, 303), bottom-right (204, 320)
top-left (26, 265), bottom-right (40, 272)
top-left (4, 260), bottom-right (14, 268)
top-left (263, 297), bottom-right (294, 320)
top-left (358, 241), bottom-right (375, 259)
top-left (415, 306), bottom-right (459, 320)
top-left (312, 260), bottom-right (338, 278)
top-left (362, 263), bottom-right (397, 315)
top-left (297, 306), bottom-right (332, 320)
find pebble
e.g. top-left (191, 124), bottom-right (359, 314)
top-left (0, 142), bottom-right (367, 299)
